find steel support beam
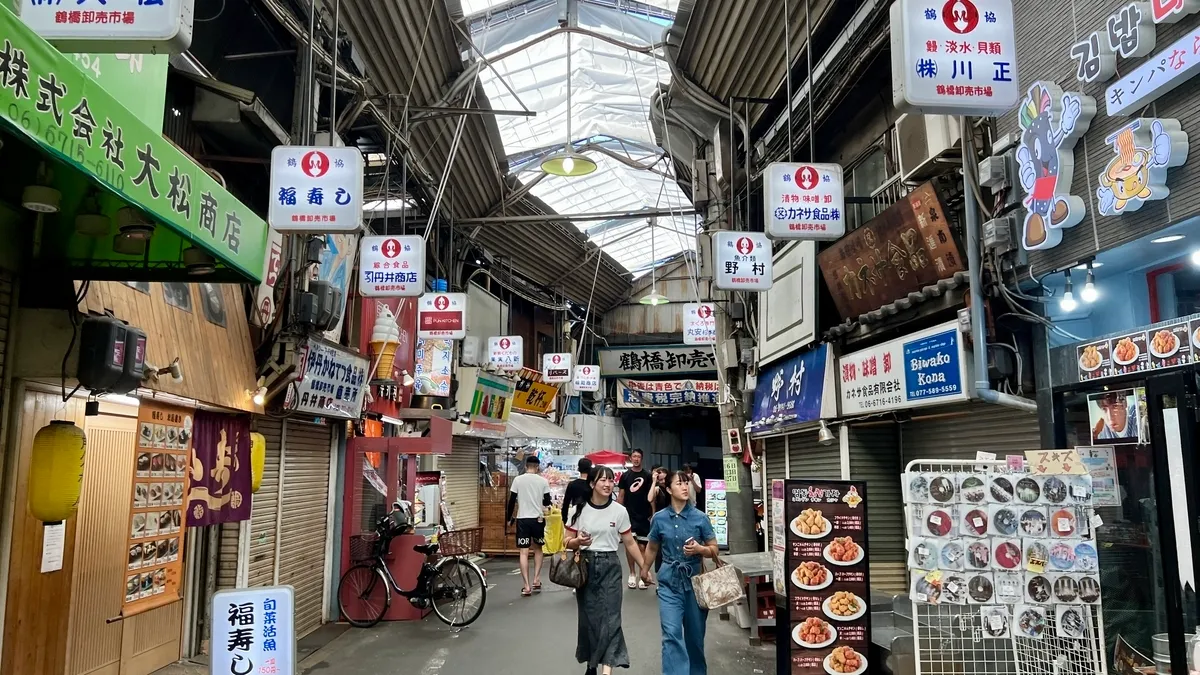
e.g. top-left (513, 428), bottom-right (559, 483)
top-left (452, 208), bottom-right (700, 224)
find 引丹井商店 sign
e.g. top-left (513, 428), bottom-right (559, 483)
top-left (417, 293), bottom-right (467, 340)
top-left (211, 586), bottom-right (295, 675)
top-left (358, 235), bottom-right (424, 297)
top-left (0, 7), bottom-right (268, 282)
top-left (488, 335), bottom-right (523, 371)
top-left (20, 0), bottom-right (194, 53)
top-left (838, 320), bottom-right (970, 415)
top-left (683, 303), bottom-right (717, 345)
top-left (543, 352), bottom-right (573, 383)
top-left (598, 344), bottom-right (717, 376)
top-left (763, 163), bottom-right (846, 240)
top-left (617, 378), bottom-right (721, 408)
top-left (289, 337), bottom-right (369, 420)
top-left (890, 0), bottom-right (1020, 116)
top-left (269, 146), bottom-right (363, 233)
top-left (573, 365), bottom-right (601, 392)
top-left (713, 231), bottom-right (773, 291)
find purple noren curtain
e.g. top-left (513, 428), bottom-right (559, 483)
top-left (186, 411), bottom-right (252, 526)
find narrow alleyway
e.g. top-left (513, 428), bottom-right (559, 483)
top-left (298, 560), bottom-right (774, 675)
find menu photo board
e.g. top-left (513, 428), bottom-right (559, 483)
top-left (125, 399), bottom-right (190, 616)
top-left (778, 479), bottom-right (871, 675)
top-left (704, 479), bottom-right (729, 548)
top-left (1076, 317), bottom-right (1200, 382)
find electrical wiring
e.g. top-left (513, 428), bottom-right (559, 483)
top-left (465, 268), bottom-right (568, 311)
top-left (960, 116), bottom-right (994, 221)
top-left (990, 340), bottom-right (1023, 397)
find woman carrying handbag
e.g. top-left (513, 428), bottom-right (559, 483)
top-left (564, 466), bottom-right (652, 675)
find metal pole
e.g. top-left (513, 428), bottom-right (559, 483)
top-left (805, 0), bottom-right (815, 161)
top-left (305, 0), bottom-right (317, 144)
top-left (329, 0), bottom-right (339, 140)
top-left (783, 0), bottom-right (794, 163)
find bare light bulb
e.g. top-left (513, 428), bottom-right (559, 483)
top-left (252, 387), bottom-right (267, 406)
top-left (1192, 250), bottom-right (1200, 266)
top-left (562, 156), bottom-right (575, 174)
top-left (1060, 290), bottom-right (1078, 312)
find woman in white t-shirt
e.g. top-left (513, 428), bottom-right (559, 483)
top-left (565, 466), bottom-right (652, 675)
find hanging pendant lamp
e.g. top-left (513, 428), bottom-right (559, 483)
top-left (541, 31), bottom-right (597, 178)
top-left (639, 218), bottom-right (668, 305)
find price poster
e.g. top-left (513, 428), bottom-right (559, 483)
top-left (777, 480), bottom-right (871, 675)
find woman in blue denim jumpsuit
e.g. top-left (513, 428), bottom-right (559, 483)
top-left (643, 470), bottom-right (718, 675)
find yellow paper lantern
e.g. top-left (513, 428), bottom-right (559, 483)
top-left (250, 432), bottom-right (266, 493)
top-left (27, 421), bottom-right (86, 523)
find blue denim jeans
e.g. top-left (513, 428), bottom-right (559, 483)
top-left (658, 583), bottom-right (708, 675)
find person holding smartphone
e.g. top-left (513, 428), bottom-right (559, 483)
top-left (643, 470), bottom-right (719, 675)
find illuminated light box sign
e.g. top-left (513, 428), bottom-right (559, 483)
top-left (417, 293), bottom-right (467, 340)
top-left (1105, 23), bottom-right (1200, 115)
top-left (269, 146), bottom-right (363, 233)
top-left (573, 365), bottom-right (600, 393)
top-left (488, 336), bottom-right (523, 372)
top-left (19, 0), bottom-right (195, 53)
top-left (763, 162), bottom-right (846, 241)
top-left (359, 235), bottom-right (424, 297)
top-left (1096, 117), bottom-right (1189, 216)
top-left (713, 231), bottom-right (773, 291)
top-left (683, 303), bottom-right (717, 346)
top-left (543, 353), bottom-right (572, 384)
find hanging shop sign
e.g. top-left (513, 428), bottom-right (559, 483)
top-left (186, 411), bottom-right (252, 526)
top-left (778, 479), bottom-right (871, 675)
top-left (0, 8), bottom-right (269, 283)
top-left (1095, 118), bottom-right (1188, 216)
top-left (467, 372), bottom-right (514, 438)
top-left (268, 146), bottom-right (363, 233)
top-left (817, 182), bottom-right (961, 320)
top-left (704, 479), bottom-right (729, 547)
top-left (1074, 316), bottom-right (1200, 382)
top-left (763, 163), bottom-right (846, 240)
top-left (211, 586), bottom-right (296, 675)
top-left (125, 399), bottom-right (190, 617)
top-left (359, 235), bottom-right (424, 297)
top-left (890, 0), bottom-right (1020, 116)
top-left (488, 335), bottom-right (523, 371)
top-left (417, 292), bottom-right (467, 340)
top-left (683, 303), bottom-right (718, 345)
top-left (1105, 22), bottom-right (1200, 115)
top-left (616, 378), bottom-right (720, 408)
top-left (19, 0), bottom-right (194, 53)
top-left (1016, 82), bottom-right (1096, 251)
top-left (713, 231), bottom-right (773, 291)
top-left (1069, 31), bottom-right (1117, 83)
top-left (543, 352), bottom-right (573, 383)
top-left (573, 365), bottom-right (601, 392)
top-left (288, 336), bottom-right (368, 419)
top-left (510, 367), bottom-right (560, 416)
top-left (598, 344), bottom-right (718, 376)
top-left (251, 229), bottom-right (284, 327)
top-left (1152, 0), bottom-right (1200, 23)
top-left (750, 344), bottom-right (835, 431)
top-left (838, 320), bottom-right (970, 415)
top-left (413, 338), bottom-right (452, 397)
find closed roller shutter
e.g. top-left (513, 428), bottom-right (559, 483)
top-left (847, 423), bottom-right (906, 594)
top-left (763, 435), bottom-right (787, 545)
top-left (217, 417), bottom-right (283, 590)
top-left (277, 419), bottom-right (332, 638)
top-left (786, 432), bottom-right (841, 480)
top-left (441, 437), bottom-right (481, 530)
top-left (901, 403), bottom-right (1041, 464)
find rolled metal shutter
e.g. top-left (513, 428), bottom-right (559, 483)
top-left (440, 438), bottom-right (481, 530)
top-left (846, 423), bottom-right (906, 593)
top-left (901, 403), bottom-right (1042, 464)
top-left (763, 436), bottom-right (787, 543)
top-left (217, 417), bottom-right (283, 590)
top-left (277, 419), bottom-right (332, 638)
top-left (786, 432), bottom-right (841, 480)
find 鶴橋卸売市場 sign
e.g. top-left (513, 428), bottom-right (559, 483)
top-left (598, 345), bottom-right (717, 376)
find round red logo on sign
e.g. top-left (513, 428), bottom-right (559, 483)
top-left (300, 150), bottom-right (330, 178)
top-left (942, 0), bottom-right (980, 34)
top-left (582, 367), bottom-right (591, 375)
top-left (381, 238), bottom-right (402, 258)
top-left (736, 237), bottom-right (755, 255)
top-left (794, 165), bottom-right (819, 190)
top-left (552, 355), bottom-right (562, 364)
top-left (499, 338), bottom-right (510, 350)
top-left (696, 305), bottom-right (713, 319)
top-left (434, 295), bottom-right (450, 310)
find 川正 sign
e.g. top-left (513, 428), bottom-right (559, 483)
top-left (683, 303), bottom-right (718, 345)
top-left (359, 235), bottom-right (424, 297)
top-left (763, 163), bottom-right (845, 240)
top-left (19, 0), bottom-right (194, 54)
top-left (713, 231), bottom-right (773, 291)
top-left (269, 146), bottom-right (363, 233)
top-left (838, 320), bottom-right (969, 415)
top-left (211, 586), bottom-right (295, 675)
top-left (890, 0), bottom-right (1020, 116)
top-left (289, 337), bottom-right (369, 420)
top-left (543, 353), bottom-right (572, 384)
top-left (488, 335), bottom-right (523, 371)
top-left (417, 293), bottom-right (467, 340)
top-left (573, 365), bottom-right (601, 392)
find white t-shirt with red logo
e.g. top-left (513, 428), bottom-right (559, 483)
top-left (565, 499), bottom-right (631, 552)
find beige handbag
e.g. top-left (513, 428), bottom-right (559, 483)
top-left (691, 557), bottom-right (745, 610)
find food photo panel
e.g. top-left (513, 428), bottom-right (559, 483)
top-left (1076, 340), bottom-right (1110, 381)
top-left (1149, 323), bottom-right (1190, 369)
top-left (1109, 332), bottom-right (1148, 376)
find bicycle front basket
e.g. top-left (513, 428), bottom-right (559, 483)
top-left (349, 533), bottom-right (381, 562)
top-left (438, 527), bottom-right (483, 556)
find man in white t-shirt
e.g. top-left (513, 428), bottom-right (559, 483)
top-left (507, 453), bottom-right (551, 596)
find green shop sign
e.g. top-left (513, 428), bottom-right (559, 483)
top-left (0, 5), bottom-right (266, 283)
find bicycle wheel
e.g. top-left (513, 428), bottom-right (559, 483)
top-left (338, 563), bottom-right (390, 628)
top-left (429, 558), bottom-right (487, 627)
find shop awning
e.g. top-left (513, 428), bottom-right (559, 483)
top-left (0, 6), bottom-right (267, 283)
top-left (505, 413), bottom-right (580, 443)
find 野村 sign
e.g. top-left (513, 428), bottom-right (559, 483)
top-left (598, 344), bottom-right (717, 376)
top-left (573, 365), bottom-right (601, 392)
top-left (269, 146), bottom-right (363, 233)
top-left (838, 320), bottom-right (970, 415)
top-left (749, 344), bottom-right (835, 431)
top-left (417, 293), bottom-right (467, 340)
top-left (1016, 82), bottom-right (1096, 251)
top-left (211, 586), bottom-right (296, 675)
top-left (1104, 23), bottom-right (1200, 115)
top-left (543, 352), bottom-right (572, 383)
top-left (19, 0), bottom-right (194, 54)
top-left (488, 336), bottom-right (523, 371)
top-left (289, 337), bottom-right (369, 420)
top-left (713, 231), bottom-right (773, 291)
top-left (1095, 118), bottom-right (1188, 216)
top-left (763, 162), bottom-right (846, 240)
top-left (683, 303), bottom-right (717, 345)
top-left (359, 235), bottom-right (424, 297)
top-left (616, 378), bottom-right (721, 408)
top-left (890, 0), bottom-right (1020, 116)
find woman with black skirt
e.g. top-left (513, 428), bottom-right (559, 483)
top-left (565, 466), bottom-right (652, 674)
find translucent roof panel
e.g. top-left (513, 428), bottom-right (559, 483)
top-left (472, 1), bottom-right (695, 276)
top-left (463, 0), bottom-right (680, 19)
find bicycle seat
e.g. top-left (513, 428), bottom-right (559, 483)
top-left (413, 543), bottom-right (439, 556)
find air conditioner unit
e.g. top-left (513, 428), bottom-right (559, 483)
top-left (896, 114), bottom-right (962, 182)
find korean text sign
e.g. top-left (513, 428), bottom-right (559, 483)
top-left (890, 0), bottom-right (1020, 116)
top-left (750, 344), bottom-right (829, 430)
top-left (359, 235), bottom-right (424, 297)
top-left (713, 231), bottom-right (773, 291)
top-left (269, 146), bottom-right (363, 233)
top-left (763, 163), bottom-right (846, 240)
top-left (781, 480), bottom-right (871, 675)
top-left (211, 586), bottom-right (296, 675)
top-left (838, 321), bottom-right (969, 415)
top-left (683, 303), bottom-right (717, 345)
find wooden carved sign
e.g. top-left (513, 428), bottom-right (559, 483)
top-left (817, 182), bottom-right (963, 320)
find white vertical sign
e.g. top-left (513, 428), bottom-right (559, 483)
top-left (417, 293), bottom-right (468, 340)
top-left (359, 235), bottom-right (425, 297)
top-left (683, 303), bottom-right (718, 345)
top-left (543, 353), bottom-right (573, 383)
top-left (713, 231), bottom-right (773, 291)
top-left (268, 146), bottom-right (363, 232)
top-left (251, 228), bottom-right (284, 328)
top-left (573, 365), bottom-right (601, 392)
top-left (211, 586), bottom-right (296, 675)
top-left (763, 163), bottom-right (846, 240)
top-left (488, 336), bottom-right (524, 371)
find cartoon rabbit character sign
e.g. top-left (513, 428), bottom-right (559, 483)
top-left (1016, 82), bottom-right (1097, 251)
top-left (1096, 118), bottom-right (1189, 216)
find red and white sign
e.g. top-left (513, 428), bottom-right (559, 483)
top-left (488, 336), bottom-right (524, 371)
top-left (543, 352), bottom-right (573, 383)
top-left (417, 293), bottom-right (467, 339)
top-left (684, 303), bottom-right (718, 345)
top-left (268, 145), bottom-right (363, 233)
top-left (359, 235), bottom-right (424, 297)
top-left (763, 162), bottom-right (846, 241)
top-left (251, 228), bottom-right (284, 328)
top-left (573, 365), bottom-right (601, 392)
top-left (713, 231), bottom-right (773, 291)
top-left (1152, 0), bottom-right (1200, 24)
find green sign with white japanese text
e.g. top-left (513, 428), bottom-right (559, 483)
top-left (68, 52), bottom-right (169, 133)
top-left (0, 5), bottom-right (265, 282)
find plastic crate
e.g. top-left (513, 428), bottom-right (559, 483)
top-left (438, 527), bottom-right (482, 556)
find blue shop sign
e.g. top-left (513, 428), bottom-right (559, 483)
top-left (750, 344), bottom-right (831, 430)
top-left (903, 329), bottom-right (963, 401)
top-left (839, 320), bottom-right (970, 415)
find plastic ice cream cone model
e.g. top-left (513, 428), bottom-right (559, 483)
top-left (371, 303), bottom-right (401, 379)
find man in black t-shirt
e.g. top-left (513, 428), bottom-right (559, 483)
top-left (617, 448), bottom-right (653, 589)
top-left (562, 457), bottom-right (593, 525)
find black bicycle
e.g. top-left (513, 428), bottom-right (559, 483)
top-left (337, 505), bottom-right (487, 628)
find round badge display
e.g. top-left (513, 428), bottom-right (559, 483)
top-left (1016, 477), bottom-right (1041, 504)
top-left (960, 476), bottom-right (987, 504)
top-left (929, 475), bottom-right (956, 503)
top-left (962, 509), bottom-right (988, 536)
top-left (927, 509), bottom-right (953, 537)
top-left (1043, 477), bottom-right (1068, 504)
top-left (967, 541), bottom-right (991, 569)
top-left (1027, 575), bottom-right (1051, 603)
top-left (990, 476), bottom-right (1015, 503)
top-left (1019, 509), bottom-right (1047, 537)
